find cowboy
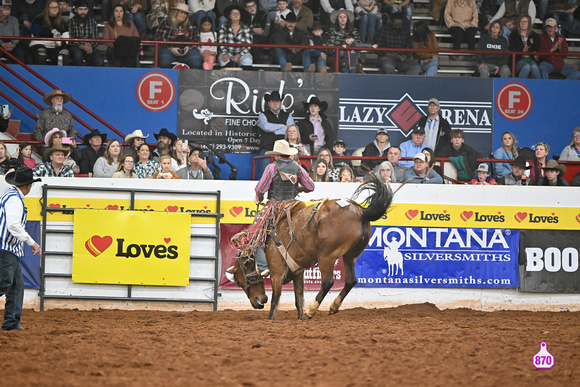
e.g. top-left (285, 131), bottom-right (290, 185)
top-left (34, 89), bottom-right (76, 143)
top-left (152, 128), bottom-right (177, 160)
top-left (33, 145), bottom-right (75, 177)
top-left (123, 129), bottom-right (149, 160)
top-left (78, 129), bottom-right (107, 175)
top-left (0, 167), bottom-right (41, 331)
top-left (298, 95), bottom-right (334, 155)
top-left (498, 155), bottom-right (533, 186)
top-left (537, 160), bottom-right (568, 186)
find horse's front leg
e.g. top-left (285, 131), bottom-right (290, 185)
top-left (329, 254), bottom-right (357, 315)
top-left (268, 274), bottom-right (284, 320)
top-left (304, 260), bottom-right (335, 318)
top-left (292, 272), bottom-right (305, 320)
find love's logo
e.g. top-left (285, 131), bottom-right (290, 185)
top-left (514, 212), bottom-right (527, 223)
top-left (165, 206), bottom-right (179, 212)
top-left (460, 211), bottom-right (473, 221)
top-left (576, 214), bottom-right (580, 223)
top-left (405, 209), bottom-right (418, 220)
top-left (229, 206), bottom-right (243, 217)
top-left (85, 235), bottom-right (113, 257)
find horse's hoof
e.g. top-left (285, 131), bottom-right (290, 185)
top-left (303, 313), bottom-right (313, 319)
top-left (329, 308), bottom-right (339, 315)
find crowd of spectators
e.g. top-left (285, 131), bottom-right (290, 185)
top-left (2, 0), bottom-right (580, 76)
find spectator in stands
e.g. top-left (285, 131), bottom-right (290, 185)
top-left (382, 0), bottom-right (412, 32)
top-left (529, 141), bottom-right (549, 183)
top-left (112, 154), bottom-right (138, 178)
top-left (430, 0), bottom-right (447, 22)
top-left (326, 8), bottom-right (360, 67)
top-left (386, 146), bottom-right (405, 181)
top-left (559, 127), bottom-right (580, 161)
top-left (257, 91), bottom-right (294, 157)
top-left (470, 163), bottom-right (497, 185)
top-left (68, 0), bottom-right (103, 66)
top-left (320, 1), bottom-right (354, 27)
top-left (155, 4), bottom-right (202, 69)
top-left (340, 32), bottom-right (376, 72)
top-left (58, 0), bottom-right (73, 22)
top-left (78, 128), bottom-right (106, 174)
top-left (11, 0), bottom-right (45, 59)
top-left (34, 89), bottom-right (76, 143)
top-left (33, 145), bottom-right (75, 177)
top-left (476, 20), bottom-right (511, 78)
top-left (377, 12), bottom-right (420, 75)
top-left (243, 0), bottom-right (267, 61)
top-left (16, 142), bottom-right (36, 169)
top-left (539, 0), bottom-right (577, 27)
top-left (147, 0), bottom-right (171, 31)
top-left (486, 0), bottom-right (536, 39)
top-left (218, 4), bottom-right (253, 69)
top-left (270, 0), bottom-right (291, 36)
top-left (310, 158), bottom-right (330, 182)
top-left (114, 0), bottom-right (147, 36)
top-left (152, 154), bottom-right (181, 179)
top-left (103, 4), bottom-right (140, 67)
top-left (197, 15), bottom-right (217, 69)
top-left (362, 127), bottom-right (390, 172)
top-left (43, 128), bottom-right (80, 166)
top-left (285, 124), bottom-right (310, 155)
top-left (355, 0), bottom-right (381, 44)
top-left (177, 146), bottom-right (214, 179)
top-left (123, 129), bottom-right (148, 160)
top-left (292, 0), bottom-right (314, 32)
top-left (170, 138), bottom-right (190, 171)
top-left (537, 159), bottom-right (568, 185)
top-left (493, 131), bottom-right (518, 179)
top-left (93, 139), bottom-right (121, 178)
top-left (338, 165), bottom-right (355, 182)
top-left (152, 128), bottom-right (176, 159)
top-left (216, 0), bottom-right (244, 28)
top-left (316, 148), bottom-right (339, 181)
top-left (189, 0), bottom-right (216, 30)
top-left (0, 140), bottom-right (20, 174)
top-left (539, 18), bottom-right (580, 79)
top-left (412, 21), bottom-right (439, 77)
top-left (400, 127), bottom-right (427, 168)
top-left (30, 0), bottom-right (71, 65)
top-left (0, 104), bottom-right (9, 132)
top-left (332, 139), bottom-right (353, 169)
top-left (436, 129), bottom-right (482, 182)
top-left (260, 0), bottom-right (278, 25)
top-left (134, 143), bottom-right (159, 178)
top-left (62, 143), bottom-right (79, 174)
top-left (444, 0), bottom-right (478, 59)
top-left (298, 94), bottom-right (336, 156)
top-left (509, 14), bottom-right (541, 79)
top-left (422, 146), bottom-right (443, 178)
top-left (498, 156), bottom-right (534, 185)
top-left (272, 12), bottom-right (312, 71)
top-left (0, 0), bottom-right (25, 63)
top-left (307, 21), bottom-right (328, 72)
top-left (571, 170), bottom-right (580, 186)
top-left (375, 160), bottom-right (397, 183)
top-left (403, 153), bottom-right (443, 184)
top-left (43, 127), bottom-right (65, 159)
top-left (414, 98), bottom-right (451, 153)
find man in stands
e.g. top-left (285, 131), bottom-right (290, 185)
top-left (34, 89), bottom-right (76, 144)
top-left (362, 127), bottom-right (391, 172)
top-left (386, 146), bottom-right (406, 181)
top-left (291, 0), bottom-right (313, 31)
top-left (415, 98), bottom-right (451, 153)
top-left (177, 146), bottom-right (213, 180)
top-left (10, 0), bottom-right (44, 60)
top-left (402, 152), bottom-right (443, 184)
top-left (377, 12), bottom-right (420, 75)
top-left (539, 18), bottom-right (580, 80)
top-left (78, 129), bottom-right (107, 174)
top-left (68, 0), bottom-right (103, 67)
top-left (257, 90), bottom-right (294, 155)
top-left (152, 128), bottom-right (176, 160)
top-left (399, 127), bottom-right (427, 168)
top-left (537, 160), bottom-right (568, 186)
top-left (272, 12), bottom-right (314, 72)
top-left (436, 129), bottom-right (482, 182)
top-left (0, 0), bottom-right (25, 62)
top-left (498, 155), bottom-right (533, 185)
top-left (33, 146), bottom-right (75, 177)
top-left (243, 0), bottom-right (268, 62)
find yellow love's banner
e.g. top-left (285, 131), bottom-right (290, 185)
top-left (72, 210), bottom-right (191, 286)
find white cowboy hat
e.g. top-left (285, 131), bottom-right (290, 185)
top-left (330, 8), bottom-right (354, 25)
top-left (265, 140), bottom-right (298, 156)
top-left (125, 129), bottom-right (149, 143)
top-left (173, 3), bottom-right (191, 13)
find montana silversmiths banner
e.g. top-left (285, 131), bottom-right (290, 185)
top-left (355, 226), bottom-right (519, 288)
top-left (177, 70), bottom-right (339, 153)
top-left (519, 230), bottom-right (580, 292)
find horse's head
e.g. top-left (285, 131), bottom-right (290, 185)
top-left (226, 255), bottom-right (268, 309)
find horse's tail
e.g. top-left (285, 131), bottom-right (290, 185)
top-left (353, 173), bottom-right (393, 224)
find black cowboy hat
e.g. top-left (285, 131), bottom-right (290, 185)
top-left (154, 128), bottom-right (177, 144)
top-left (83, 129), bottom-right (107, 146)
top-left (5, 167), bottom-right (41, 186)
top-left (309, 21), bottom-right (326, 32)
top-left (281, 12), bottom-right (297, 23)
top-left (511, 155), bottom-right (531, 169)
top-left (302, 95), bottom-right (328, 112)
top-left (223, 4), bottom-right (244, 20)
top-left (264, 91), bottom-right (282, 102)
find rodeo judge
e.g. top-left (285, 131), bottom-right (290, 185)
top-left (0, 167), bottom-right (42, 331)
top-left (231, 140), bottom-right (314, 275)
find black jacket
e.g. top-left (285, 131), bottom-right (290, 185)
top-left (415, 114), bottom-right (451, 153)
top-left (298, 113), bottom-right (335, 155)
top-left (436, 143), bottom-right (482, 181)
top-left (78, 146), bottom-right (105, 174)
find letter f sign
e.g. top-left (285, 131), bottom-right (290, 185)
top-left (149, 81), bottom-right (163, 99)
top-left (508, 91), bottom-right (521, 108)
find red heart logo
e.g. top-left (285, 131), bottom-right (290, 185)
top-left (460, 211), bottom-right (473, 221)
top-left (552, 213), bottom-right (555, 216)
top-left (576, 214), bottom-right (580, 223)
top-left (147, 205), bottom-right (151, 209)
top-left (48, 203), bottom-right (60, 215)
top-left (204, 206), bottom-right (208, 209)
top-left (165, 206), bottom-right (179, 212)
top-left (498, 212), bottom-right (501, 214)
top-left (86, 204), bottom-right (90, 207)
top-left (107, 205), bottom-right (119, 210)
top-left (85, 235), bottom-right (113, 257)
top-left (443, 210), bottom-right (447, 213)
top-left (164, 238), bottom-right (171, 244)
top-left (514, 212), bottom-right (527, 223)
top-left (405, 209), bottom-right (418, 220)
top-left (230, 206), bottom-right (243, 217)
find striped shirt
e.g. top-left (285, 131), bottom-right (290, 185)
top-left (0, 187), bottom-right (34, 258)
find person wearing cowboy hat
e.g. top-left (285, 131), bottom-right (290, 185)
top-left (78, 129), bottom-right (107, 174)
top-left (152, 128), bottom-right (177, 160)
top-left (0, 167), bottom-right (42, 331)
top-left (257, 90), bottom-right (295, 156)
top-left (33, 145), bottom-right (75, 177)
top-left (218, 3), bottom-right (254, 69)
top-left (272, 11), bottom-right (314, 72)
top-left (537, 160), bottom-right (568, 186)
top-left (291, 0), bottom-right (314, 32)
top-left (34, 89), bottom-right (76, 144)
top-left (123, 129), bottom-right (149, 160)
top-left (307, 20), bottom-right (329, 72)
top-left (498, 155), bottom-right (533, 186)
top-left (321, 3), bottom-right (355, 28)
top-left (154, 3), bottom-right (203, 69)
top-left (297, 95), bottom-right (334, 155)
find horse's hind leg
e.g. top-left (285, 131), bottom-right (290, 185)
top-left (304, 261), bottom-right (335, 318)
top-left (293, 272), bottom-right (305, 320)
top-left (268, 275), bottom-right (284, 320)
top-left (329, 253), bottom-right (358, 315)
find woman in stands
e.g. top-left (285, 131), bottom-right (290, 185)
top-left (93, 139), bottom-right (122, 178)
top-left (558, 127), bottom-right (580, 161)
top-left (315, 148), bottom-right (339, 182)
top-left (112, 154), bottom-right (139, 178)
top-left (30, 0), bottom-right (70, 65)
top-left (338, 165), bottom-right (355, 182)
top-left (529, 141), bottom-right (550, 184)
top-left (374, 160), bottom-right (397, 184)
top-left (134, 143), bottom-right (160, 178)
top-left (285, 124), bottom-right (310, 156)
top-left (411, 21), bottom-right (439, 76)
top-left (17, 142), bottom-right (37, 169)
top-left (155, 3), bottom-right (203, 69)
top-left (422, 147), bottom-right (443, 178)
top-left (171, 138), bottom-right (190, 171)
top-left (325, 9), bottom-right (360, 67)
top-left (103, 4), bottom-right (140, 67)
top-left (114, 0), bottom-right (148, 36)
top-left (310, 159), bottom-right (329, 182)
top-left (493, 131), bottom-right (518, 179)
top-left (217, 4), bottom-right (253, 69)
top-left (444, 0), bottom-right (478, 58)
top-left (508, 14), bottom-right (541, 79)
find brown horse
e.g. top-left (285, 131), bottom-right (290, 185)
top-left (227, 174), bottom-right (393, 320)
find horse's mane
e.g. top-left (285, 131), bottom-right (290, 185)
top-left (352, 173), bottom-right (393, 223)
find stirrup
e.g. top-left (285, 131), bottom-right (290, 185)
top-left (260, 269), bottom-right (270, 277)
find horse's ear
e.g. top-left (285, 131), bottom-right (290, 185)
top-left (226, 265), bottom-right (238, 274)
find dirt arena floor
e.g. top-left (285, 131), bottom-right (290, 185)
top-left (0, 303), bottom-right (578, 386)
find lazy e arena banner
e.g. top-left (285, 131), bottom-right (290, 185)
top-left (72, 210), bottom-right (191, 286)
top-left (355, 226), bottom-right (519, 288)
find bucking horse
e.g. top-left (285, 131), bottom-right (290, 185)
top-left (227, 174), bottom-right (393, 320)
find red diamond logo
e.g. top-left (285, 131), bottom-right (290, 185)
top-left (388, 96), bottom-right (424, 134)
